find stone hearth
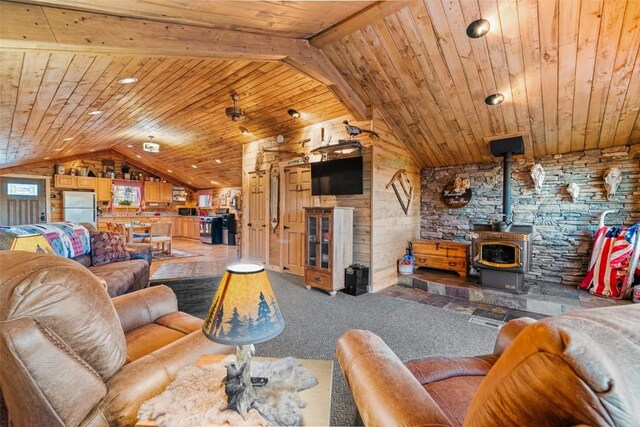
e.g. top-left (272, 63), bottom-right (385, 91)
top-left (398, 268), bottom-right (631, 316)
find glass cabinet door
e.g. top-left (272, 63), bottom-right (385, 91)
top-left (320, 215), bottom-right (330, 269)
top-left (307, 215), bottom-right (317, 267)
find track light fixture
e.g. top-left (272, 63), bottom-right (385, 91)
top-left (466, 18), bottom-right (490, 38)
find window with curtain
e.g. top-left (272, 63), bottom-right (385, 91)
top-left (113, 184), bottom-right (141, 207)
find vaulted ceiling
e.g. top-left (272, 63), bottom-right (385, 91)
top-left (1, 0), bottom-right (639, 188)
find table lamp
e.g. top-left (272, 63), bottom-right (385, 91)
top-left (0, 231), bottom-right (54, 254)
top-left (202, 263), bottom-right (285, 414)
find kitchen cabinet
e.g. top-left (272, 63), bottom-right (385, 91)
top-left (303, 207), bottom-right (353, 296)
top-left (95, 178), bottom-right (112, 202)
top-left (76, 176), bottom-right (94, 189)
top-left (144, 182), bottom-right (173, 203)
top-left (54, 175), bottom-right (76, 188)
top-left (172, 217), bottom-right (183, 237)
top-left (180, 217), bottom-right (200, 240)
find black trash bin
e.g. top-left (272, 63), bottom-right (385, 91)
top-left (344, 264), bottom-right (369, 296)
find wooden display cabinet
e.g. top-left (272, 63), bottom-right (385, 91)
top-left (303, 207), bottom-right (353, 296)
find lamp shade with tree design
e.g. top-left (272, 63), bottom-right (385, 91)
top-left (202, 263), bottom-right (285, 413)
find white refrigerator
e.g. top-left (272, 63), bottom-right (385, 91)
top-left (63, 191), bottom-right (96, 225)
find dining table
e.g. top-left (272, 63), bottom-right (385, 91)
top-left (123, 223), bottom-right (151, 243)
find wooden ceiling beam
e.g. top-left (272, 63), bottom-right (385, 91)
top-left (310, 0), bottom-right (412, 47)
top-left (0, 1), bottom-right (368, 120)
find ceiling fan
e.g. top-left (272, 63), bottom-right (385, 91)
top-left (225, 93), bottom-right (245, 122)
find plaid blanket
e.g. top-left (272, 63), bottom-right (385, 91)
top-left (1, 222), bottom-right (91, 258)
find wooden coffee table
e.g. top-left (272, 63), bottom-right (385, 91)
top-left (136, 354), bottom-right (333, 426)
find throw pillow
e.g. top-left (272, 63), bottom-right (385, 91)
top-left (90, 231), bottom-right (131, 266)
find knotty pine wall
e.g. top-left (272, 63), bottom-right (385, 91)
top-left (242, 114), bottom-right (373, 272)
top-left (242, 109), bottom-right (421, 291)
top-left (2, 158), bottom-right (196, 221)
top-left (370, 109), bottom-right (421, 291)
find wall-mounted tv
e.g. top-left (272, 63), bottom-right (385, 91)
top-left (311, 156), bottom-right (363, 196)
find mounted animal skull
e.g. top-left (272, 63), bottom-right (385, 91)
top-left (530, 164), bottom-right (545, 193)
top-left (567, 183), bottom-right (580, 203)
top-left (603, 167), bottom-right (622, 201)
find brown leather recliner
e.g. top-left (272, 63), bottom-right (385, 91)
top-left (0, 251), bottom-right (233, 426)
top-left (337, 304), bottom-right (640, 426)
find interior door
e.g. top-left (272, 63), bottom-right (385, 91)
top-left (0, 177), bottom-right (47, 225)
top-left (247, 172), bottom-right (267, 263)
top-left (281, 167), bottom-right (311, 275)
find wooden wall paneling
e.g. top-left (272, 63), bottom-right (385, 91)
top-left (536, 0), bottom-right (560, 154)
top-left (556, 0), bottom-right (580, 153)
top-left (516, 0), bottom-right (546, 157)
top-left (571, 0), bottom-right (604, 152)
top-left (370, 108), bottom-right (420, 291)
top-left (614, 55), bottom-right (640, 145)
top-left (599, 0), bottom-right (640, 147)
top-left (584, 0), bottom-right (627, 149)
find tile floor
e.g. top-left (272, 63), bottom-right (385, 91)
top-left (378, 284), bottom-right (548, 323)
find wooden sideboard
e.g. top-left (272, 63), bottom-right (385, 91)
top-left (411, 240), bottom-right (470, 278)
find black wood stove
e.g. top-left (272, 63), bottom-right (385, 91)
top-left (471, 137), bottom-right (533, 294)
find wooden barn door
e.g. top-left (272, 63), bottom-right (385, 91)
top-left (281, 166), bottom-right (311, 275)
top-left (247, 171), bottom-right (268, 263)
top-left (0, 177), bottom-right (47, 225)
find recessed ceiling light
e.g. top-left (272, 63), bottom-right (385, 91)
top-left (287, 108), bottom-right (300, 118)
top-left (118, 77), bottom-right (138, 84)
top-left (127, 144), bottom-right (134, 148)
top-left (62, 137), bottom-right (73, 141)
top-left (88, 110), bottom-right (102, 115)
top-left (191, 165), bottom-right (198, 168)
top-left (136, 155), bottom-right (141, 158)
top-left (215, 159), bottom-right (222, 164)
top-left (485, 93), bottom-right (505, 105)
top-left (89, 149), bottom-right (95, 152)
top-left (53, 148), bottom-right (63, 151)
top-left (466, 19), bottom-right (490, 38)
top-left (167, 169), bottom-right (173, 173)
top-left (211, 180), bottom-right (218, 185)
top-left (44, 156), bottom-right (51, 160)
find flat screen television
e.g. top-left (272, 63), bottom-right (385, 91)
top-left (311, 156), bottom-right (363, 196)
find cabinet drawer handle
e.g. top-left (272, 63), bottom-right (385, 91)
top-left (418, 258), bottom-right (426, 263)
top-left (314, 276), bottom-right (321, 282)
top-left (449, 261), bottom-right (457, 266)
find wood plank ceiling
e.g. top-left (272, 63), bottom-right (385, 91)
top-left (314, 0), bottom-right (640, 167)
top-left (1, 0), bottom-right (639, 187)
top-left (0, 0), bottom-right (370, 188)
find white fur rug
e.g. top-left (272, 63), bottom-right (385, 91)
top-left (137, 355), bottom-right (318, 426)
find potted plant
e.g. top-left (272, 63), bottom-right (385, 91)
top-left (118, 200), bottom-right (132, 206)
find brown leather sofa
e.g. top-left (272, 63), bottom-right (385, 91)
top-left (0, 251), bottom-right (233, 426)
top-left (337, 304), bottom-right (640, 426)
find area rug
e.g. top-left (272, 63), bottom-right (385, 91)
top-left (137, 355), bottom-right (317, 427)
top-left (152, 248), bottom-right (201, 260)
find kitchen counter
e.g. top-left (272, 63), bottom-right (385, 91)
top-left (97, 216), bottom-right (201, 240)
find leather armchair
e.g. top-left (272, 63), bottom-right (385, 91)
top-left (0, 251), bottom-right (233, 427)
top-left (337, 305), bottom-right (640, 426)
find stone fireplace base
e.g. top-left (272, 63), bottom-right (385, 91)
top-left (398, 268), bottom-right (630, 316)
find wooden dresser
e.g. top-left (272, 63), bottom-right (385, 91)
top-left (411, 240), bottom-right (470, 278)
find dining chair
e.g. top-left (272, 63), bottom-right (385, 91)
top-left (143, 222), bottom-right (172, 255)
top-left (106, 222), bottom-right (116, 232)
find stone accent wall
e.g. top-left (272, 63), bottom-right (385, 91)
top-left (421, 145), bottom-right (640, 287)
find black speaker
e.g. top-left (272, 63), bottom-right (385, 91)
top-left (489, 136), bottom-right (525, 156)
top-left (344, 265), bottom-right (369, 296)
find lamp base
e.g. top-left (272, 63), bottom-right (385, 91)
top-left (224, 345), bottom-right (255, 414)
